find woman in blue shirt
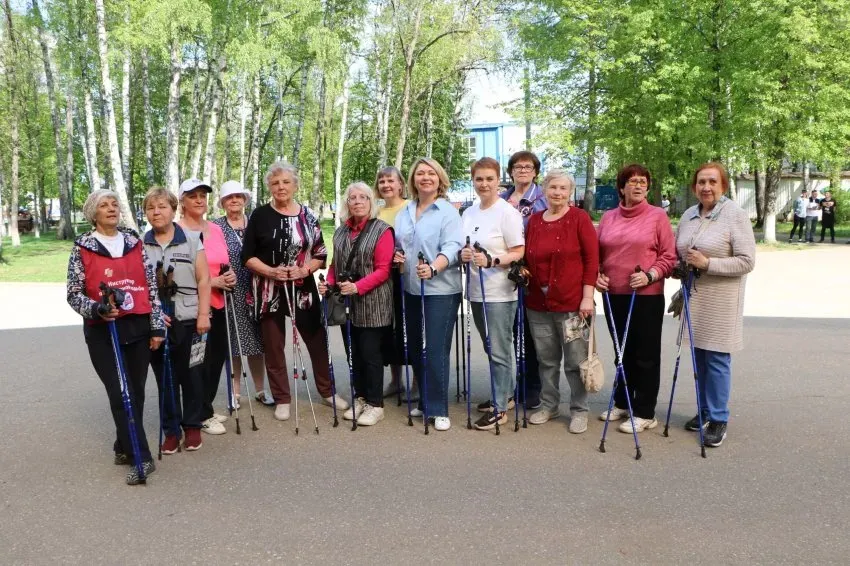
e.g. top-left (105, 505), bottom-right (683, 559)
top-left (393, 157), bottom-right (463, 431)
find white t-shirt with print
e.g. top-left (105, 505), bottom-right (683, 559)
top-left (461, 199), bottom-right (525, 302)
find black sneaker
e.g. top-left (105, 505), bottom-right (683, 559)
top-left (113, 452), bottom-right (130, 466)
top-left (704, 421), bottom-right (727, 447)
top-left (476, 398), bottom-right (515, 413)
top-left (474, 412), bottom-right (508, 431)
top-left (684, 414), bottom-right (709, 432)
top-left (126, 460), bottom-right (156, 485)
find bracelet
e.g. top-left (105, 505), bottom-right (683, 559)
top-left (430, 265), bottom-right (438, 278)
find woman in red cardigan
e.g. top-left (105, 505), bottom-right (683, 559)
top-left (524, 169), bottom-right (599, 434)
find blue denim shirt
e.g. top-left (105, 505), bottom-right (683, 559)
top-left (500, 183), bottom-right (548, 230)
top-left (394, 198), bottom-right (463, 296)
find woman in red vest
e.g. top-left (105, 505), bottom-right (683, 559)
top-left (66, 189), bottom-right (165, 485)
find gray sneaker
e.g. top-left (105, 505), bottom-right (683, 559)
top-left (529, 409), bottom-right (560, 425)
top-left (569, 414), bottom-right (588, 434)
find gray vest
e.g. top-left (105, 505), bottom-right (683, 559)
top-left (333, 219), bottom-right (393, 327)
top-left (144, 224), bottom-right (203, 321)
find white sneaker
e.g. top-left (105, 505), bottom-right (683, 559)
top-left (274, 404), bottom-right (290, 421)
top-left (619, 416), bottom-right (658, 433)
top-left (212, 413), bottom-right (229, 423)
top-left (529, 409), bottom-right (560, 425)
top-left (599, 407), bottom-right (630, 421)
top-left (201, 417), bottom-right (226, 435)
top-left (356, 405), bottom-right (385, 426)
top-left (409, 407), bottom-right (423, 417)
top-left (434, 416), bottom-right (451, 431)
top-left (343, 397), bottom-right (366, 421)
top-left (324, 395), bottom-right (350, 411)
top-left (569, 413), bottom-right (588, 434)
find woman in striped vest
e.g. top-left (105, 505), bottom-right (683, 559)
top-left (319, 182), bottom-right (395, 426)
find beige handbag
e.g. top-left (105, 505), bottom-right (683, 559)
top-left (580, 318), bottom-right (605, 393)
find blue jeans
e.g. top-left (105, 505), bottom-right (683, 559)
top-left (694, 348), bottom-right (731, 423)
top-left (404, 292), bottom-right (462, 418)
top-left (805, 216), bottom-right (818, 241)
top-left (471, 301), bottom-right (517, 414)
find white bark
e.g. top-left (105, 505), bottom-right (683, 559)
top-left (425, 83), bottom-right (433, 158)
top-left (334, 75), bottom-right (351, 228)
top-left (311, 72), bottom-right (327, 210)
top-left (292, 64), bottom-right (309, 168)
top-left (94, 0), bottom-right (136, 231)
top-left (65, 86), bottom-right (75, 230)
top-left (83, 88), bottom-right (101, 192)
top-left (4, 0), bottom-right (20, 245)
top-left (249, 73), bottom-right (261, 203)
top-left (190, 74), bottom-right (214, 179)
top-left (239, 76), bottom-right (247, 187)
top-left (121, 8), bottom-right (131, 189)
top-left (165, 37), bottom-right (182, 193)
top-left (142, 49), bottom-right (154, 185)
top-left (394, 3), bottom-right (423, 169)
top-left (203, 57), bottom-right (225, 185)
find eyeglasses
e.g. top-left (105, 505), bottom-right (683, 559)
top-left (513, 165), bottom-right (535, 172)
top-left (627, 178), bottom-right (649, 187)
top-left (347, 195), bottom-right (369, 203)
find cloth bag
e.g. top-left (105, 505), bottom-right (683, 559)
top-left (580, 318), bottom-right (605, 393)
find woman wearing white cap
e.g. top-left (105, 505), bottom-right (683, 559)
top-left (212, 181), bottom-right (272, 406)
top-left (178, 178), bottom-right (236, 435)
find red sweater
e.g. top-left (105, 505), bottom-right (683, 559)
top-left (525, 207), bottom-right (599, 312)
top-left (597, 200), bottom-right (676, 295)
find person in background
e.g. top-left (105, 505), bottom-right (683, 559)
top-left (819, 190), bottom-right (836, 243)
top-left (805, 189), bottom-right (821, 243)
top-left (789, 188), bottom-right (808, 243)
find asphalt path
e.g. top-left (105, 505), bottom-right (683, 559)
top-left (1, 315), bottom-right (848, 565)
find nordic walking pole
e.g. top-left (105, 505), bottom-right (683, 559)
top-left (598, 266), bottom-right (643, 460)
top-left (519, 285), bottom-right (528, 429)
top-left (317, 274), bottom-right (339, 428)
top-left (100, 283), bottom-right (146, 484)
top-left (463, 237), bottom-right (473, 429)
top-left (474, 242), bottom-right (501, 435)
top-left (220, 265), bottom-right (242, 434)
top-left (285, 280), bottom-right (319, 435)
top-left (343, 291), bottom-right (358, 431)
top-left (455, 305), bottom-right (462, 403)
top-left (418, 251), bottom-right (430, 435)
top-left (682, 273), bottom-right (708, 458)
top-left (160, 266), bottom-right (182, 450)
top-left (396, 268), bottom-right (405, 408)
top-left (396, 251), bottom-right (414, 426)
top-left (662, 273), bottom-right (690, 437)
top-left (225, 287), bottom-right (258, 431)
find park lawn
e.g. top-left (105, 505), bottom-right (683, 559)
top-left (0, 231), bottom-right (74, 283)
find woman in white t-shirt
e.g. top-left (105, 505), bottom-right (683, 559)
top-left (460, 157), bottom-right (525, 430)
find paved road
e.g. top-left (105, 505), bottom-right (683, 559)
top-left (1, 314), bottom-right (848, 565)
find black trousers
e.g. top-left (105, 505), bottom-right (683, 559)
top-left (789, 215), bottom-right (806, 240)
top-left (820, 223), bottom-right (835, 241)
top-left (87, 333), bottom-right (152, 464)
top-left (604, 294), bottom-right (665, 420)
top-left (199, 307), bottom-right (229, 421)
top-left (341, 324), bottom-right (389, 407)
top-left (150, 320), bottom-right (204, 436)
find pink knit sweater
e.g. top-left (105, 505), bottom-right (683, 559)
top-left (597, 200), bottom-right (676, 295)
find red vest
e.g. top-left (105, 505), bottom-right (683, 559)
top-left (82, 240), bottom-right (152, 324)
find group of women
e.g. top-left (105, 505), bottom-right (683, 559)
top-left (67, 151), bottom-right (755, 486)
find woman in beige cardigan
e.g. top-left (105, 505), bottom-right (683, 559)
top-left (675, 162), bottom-right (755, 448)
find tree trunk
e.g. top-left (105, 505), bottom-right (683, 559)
top-left (583, 66), bottom-right (597, 211)
top-left (311, 72), bottom-right (327, 210)
top-left (524, 64), bottom-right (532, 149)
top-left (802, 161), bottom-right (810, 194)
top-left (377, 49), bottom-right (394, 168)
top-left (754, 166), bottom-right (766, 228)
top-left (165, 37), bottom-right (182, 193)
top-left (190, 72), bottom-right (214, 179)
top-left (277, 67), bottom-right (285, 161)
top-left (239, 75), bottom-right (247, 186)
top-left (727, 167), bottom-right (737, 201)
top-left (120, 8), bottom-right (131, 190)
top-left (142, 49), bottom-right (155, 185)
top-left (33, 0), bottom-right (75, 239)
top-left (292, 64), bottom-right (309, 168)
top-left (203, 56), bottom-right (225, 187)
top-left (425, 83), bottom-right (434, 158)
top-left (763, 158), bottom-right (782, 243)
top-left (183, 49), bottom-right (202, 178)
top-left (94, 0), bottom-right (137, 231)
top-left (444, 77), bottom-right (465, 179)
top-left (249, 73), bottom-right (261, 203)
top-left (334, 75), bottom-right (351, 228)
top-left (65, 86), bottom-right (76, 229)
top-left (3, 0), bottom-right (21, 246)
top-left (222, 109), bottom-right (232, 183)
top-left (82, 86), bottom-right (101, 192)
top-left (394, 3), bottom-right (424, 169)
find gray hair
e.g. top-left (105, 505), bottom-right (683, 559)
top-left (339, 182), bottom-right (378, 223)
top-left (264, 161), bottom-right (300, 189)
top-left (83, 189), bottom-right (121, 226)
top-left (542, 168), bottom-right (576, 192)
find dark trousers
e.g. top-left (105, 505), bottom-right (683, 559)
top-left (515, 302), bottom-right (541, 403)
top-left (820, 223), bottom-right (835, 242)
top-left (150, 320), bottom-right (203, 437)
top-left (87, 334), bottom-right (152, 464)
top-left (260, 309), bottom-right (332, 404)
top-left (789, 215), bottom-right (806, 240)
top-left (340, 324), bottom-right (389, 407)
top-left (199, 307), bottom-right (228, 421)
top-left (604, 294), bottom-right (665, 420)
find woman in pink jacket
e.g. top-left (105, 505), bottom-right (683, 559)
top-left (596, 164), bottom-right (676, 433)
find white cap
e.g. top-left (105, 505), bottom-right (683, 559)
top-left (178, 178), bottom-right (212, 198)
top-left (219, 180), bottom-right (251, 207)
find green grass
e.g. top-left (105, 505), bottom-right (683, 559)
top-left (0, 230), bottom-right (74, 282)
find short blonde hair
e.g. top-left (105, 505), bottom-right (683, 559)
top-left (143, 187), bottom-right (178, 212)
top-left (374, 166), bottom-right (407, 199)
top-left (408, 157), bottom-right (451, 200)
top-left (542, 168), bottom-right (576, 192)
top-left (83, 189), bottom-right (120, 226)
top-left (339, 182), bottom-right (378, 223)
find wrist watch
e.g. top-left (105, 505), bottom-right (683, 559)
top-left (646, 270), bottom-right (655, 284)
top-left (430, 265), bottom-right (438, 278)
